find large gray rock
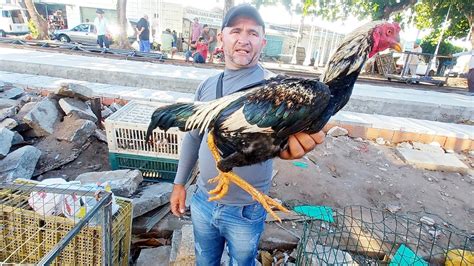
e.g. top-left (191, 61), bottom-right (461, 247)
top-left (136, 246), bottom-right (171, 266)
top-left (76, 169), bottom-right (143, 197)
top-left (0, 128), bottom-right (14, 158)
top-left (55, 118), bottom-right (97, 146)
top-left (0, 146), bottom-right (41, 182)
top-left (0, 86), bottom-right (24, 99)
top-left (0, 118), bottom-right (18, 129)
top-left (170, 225), bottom-right (195, 265)
top-left (11, 131), bottom-right (24, 145)
top-left (396, 148), bottom-right (469, 174)
top-left (132, 182), bottom-right (173, 218)
top-left (260, 223), bottom-right (299, 251)
top-left (55, 82), bottom-right (94, 101)
top-left (327, 126), bottom-right (349, 137)
top-left (101, 106), bottom-right (113, 119)
top-left (23, 98), bottom-right (60, 136)
top-left (0, 98), bottom-right (17, 109)
top-left (59, 98), bottom-right (97, 122)
top-left (14, 102), bottom-right (36, 132)
top-left (0, 106), bottom-right (16, 121)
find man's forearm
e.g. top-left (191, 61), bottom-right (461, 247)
top-left (174, 130), bottom-right (202, 185)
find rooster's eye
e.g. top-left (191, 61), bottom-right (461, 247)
top-left (387, 30), bottom-right (392, 35)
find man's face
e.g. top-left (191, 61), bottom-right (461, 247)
top-left (203, 26), bottom-right (209, 33)
top-left (194, 18), bottom-right (198, 24)
top-left (220, 17), bottom-right (266, 70)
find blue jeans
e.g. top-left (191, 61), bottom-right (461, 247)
top-left (185, 51), bottom-right (205, 63)
top-left (139, 40), bottom-right (150, 52)
top-left (97, 35), bottom-right (109, 48)
top-left (191, 188), bottom-right (266, 266)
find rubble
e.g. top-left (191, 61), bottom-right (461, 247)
top-left (0, 98), bottom-right (17, 108)
top-left (412, 142), bottom-right (445, 154)
top-left (260, 223), bottom-right (299, 251)
top-left (55, 117), bottom-right (97, 146)
top-left (304, 244), bottom-right (358, 266)
top-left (11, 131), bottom-right (25, 145)
top-left (375, 137), bottom-right (385, 145)
top-left (170, 225), bottom-right (195, 265)
top-left (420, 216), bottom-right (435, 226)
top-left (93, 129), bottom-right (108, 143)
top-left (327, 126), bottom-right (348, 137)
top-left (58, 97), bottom-right (97, 122)
top-left (23, 98), bottom-right (60, 136)
top-left (0, 145), bottom-right (41, 182)
top-left (0, 86), bottom-right (24, 99)
top-left (0, 118), bottom-right (18, 129)
top-left (76, 169), bottom-right (143, 197)
top-left (132, 182), bottom-right (173, 218)
top-left (0, 128), bottom-right (14, 158)
top-left (109, 102), bottom-right (123, 112)
top-left (136, 246), bottom-right (171, 266)
top-left (396, 148), bottom-right (469, 173)
top-left (101, 106), bottom-right (113, 119)
top-left (397, 142), bottom-right (413, 149)
top-left (55, 82), bottom-right (94, 101)
top-left (0, 106), bottom-right (16, 121)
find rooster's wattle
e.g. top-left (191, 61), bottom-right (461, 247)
top-left (146, 21), bottom-right (402, 221)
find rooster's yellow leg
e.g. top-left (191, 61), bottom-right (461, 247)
top-left (206, 133), bottom-right (290, 222)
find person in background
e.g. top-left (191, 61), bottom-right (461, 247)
top-left (136, 14), bottom-right (150, 53)
top-left (453, 49), bottom-right (474, 92)
top-left (93, 9), bottom-right (110, 49)
top-left (201, 24), bottom-right (216, 63)
top-left (407, 39), bottom-right (422, 76)
top-left (161, 29), bottom-right (177, 58)
top-left (151, 13), bottom-right (160, 40)
top-left (191, 17), bottom-right (202, 43)
top-left (184, 36), bottom-right (207, 64)
top-left (172, 30), bottom-right (178, 48)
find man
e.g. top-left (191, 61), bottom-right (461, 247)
top-left (201, 24), bottom-right (217, 62)
top-left (407, 39), bottom-right (422, 76)
top-left (136, 15), bottom-right (150, 52)
top-left (184, 36), bottom-right (208, 64)
top-left (93, 9), bottom-right (109, 49)
top-left (171, 4), bottom-right (325, 265)
top-left (191, 17), bottom-right (202, 43)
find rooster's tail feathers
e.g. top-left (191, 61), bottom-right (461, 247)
top-left (145, 103), bottom-right (195, 142)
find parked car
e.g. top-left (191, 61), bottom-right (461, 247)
top-left (0, 4), bottom-right (29, 37)
top-left (53, 21), bottom-right (137, 44)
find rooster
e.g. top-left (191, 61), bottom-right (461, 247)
top-left (146, 21), bottom-right (401, 221)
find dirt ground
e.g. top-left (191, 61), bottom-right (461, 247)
top-left (271, 135), bottom-right (474, 233)
top-left (46, 133), bottom-right (474, 234)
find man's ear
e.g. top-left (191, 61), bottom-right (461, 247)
top-left (262, 38), bottom-right (267, 47)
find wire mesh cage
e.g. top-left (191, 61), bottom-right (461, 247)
top-left (0, 181), bottom-right (132, 265)
top-left (296, 205), bottom-right (473, 266)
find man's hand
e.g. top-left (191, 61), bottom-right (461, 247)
top-left (280, 131), bottom-right (325, 160)
top-left (170, 184), bottom-right (187, 217)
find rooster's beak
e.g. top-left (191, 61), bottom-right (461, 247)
top-left (391, 42), bottom-right (402, 52)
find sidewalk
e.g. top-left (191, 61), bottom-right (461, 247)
top-left (2, 70), bottom-right (472, 151)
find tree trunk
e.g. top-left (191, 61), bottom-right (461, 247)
top-left (117, 0), bottom-right (131, 49)
top-left (24, 0), bottom-right (49, 39)
top-left (224, 0), bottom-right (235, 17)
top-left (381, 0), bottom-right (417, 20)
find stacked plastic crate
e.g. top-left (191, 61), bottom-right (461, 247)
top-left (105, 101), bottom-right (185, 182)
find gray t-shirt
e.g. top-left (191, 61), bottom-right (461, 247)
top-left (174, 64), bottom-right (275, 205)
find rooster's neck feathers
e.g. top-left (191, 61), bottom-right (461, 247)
top-left (321, 21), bottom-right (386, 84)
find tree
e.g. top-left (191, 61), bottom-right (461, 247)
top-left (24, 0), bottom-right (49, 39)
top-left (116, 0), bottom-right (130, 49)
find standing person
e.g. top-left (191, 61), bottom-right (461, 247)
top-left (151, 13), bottom-right (160, 40)
top-left (171, 30), bottom-right (178, 48)
top-left (93, 9), bottom-right (109, 49)
top-left (201, 24), bottom-right (217, 63)
top-left (191, 17), bottom-right (202, 43)
top-left (136, 15), bottom-right (150, 52)
top-left (408, 39), bottom-right (422, 76)
top-left (170, 4), bottom-right (325, 265)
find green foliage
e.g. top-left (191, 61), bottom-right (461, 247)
top-left (420, 32), bottom-right (464, 56)
top-left (27, 19), bottom-right (39, 39)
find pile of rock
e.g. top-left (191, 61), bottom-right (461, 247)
top-left (0, 82), bottom-right (123, 182)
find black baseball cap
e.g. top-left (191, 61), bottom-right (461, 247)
top-left (221, 4), bottom-right (265, 32)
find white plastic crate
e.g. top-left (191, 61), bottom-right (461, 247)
top-left (105, 101), bottom-right (185, 160)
